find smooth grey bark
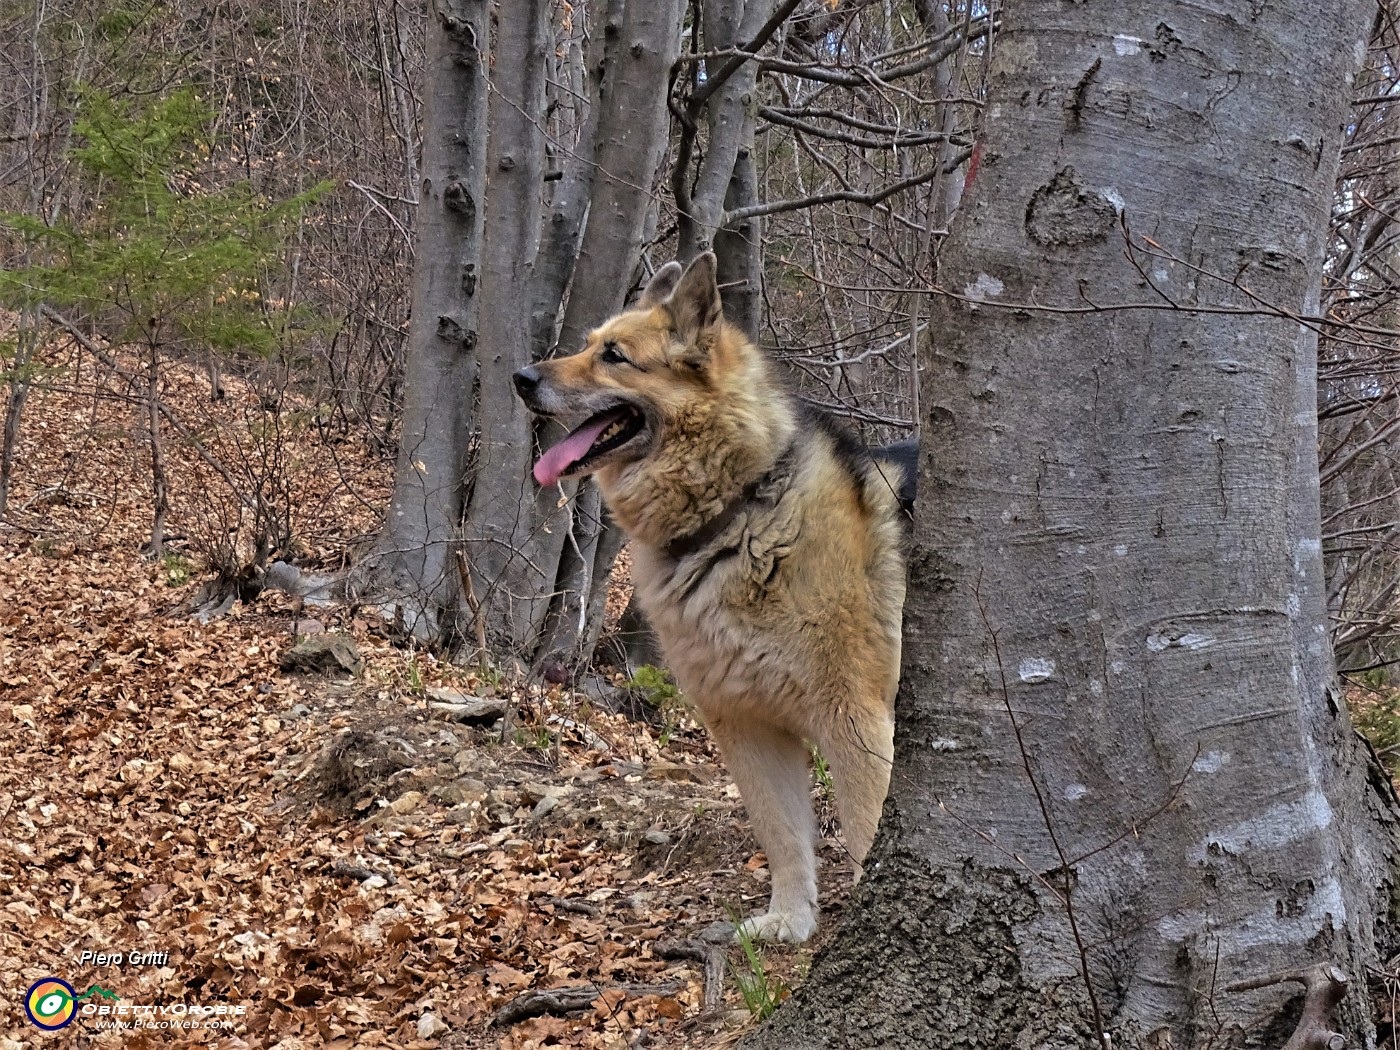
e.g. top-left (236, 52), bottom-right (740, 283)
top-left (461, 0), bottom-right (553, 649)
top-left (456, 0), bottom-right (686, 660)
top-left (748, 2), bottom-right (1399, 1048)
top-left (524, 0), bottom-right (622, 366)
top-left (531, 0), bottom-right (686, 665)
top-left (363, 0), bottom-right (487, 638)
top-left (370, 0), bottom-right (684, 660)
top-left (713, 142), bottom-right (763, 336)
top-left (553, 0), bottom-right (685, 358)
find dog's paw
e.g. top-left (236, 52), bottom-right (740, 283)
top-left (735, 910), bottom-right (817, 944)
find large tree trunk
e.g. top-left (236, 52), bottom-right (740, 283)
top-left (748, 2), bottom-right (1399, 1047)
top-left (361, 0), bottom-right (487, 640)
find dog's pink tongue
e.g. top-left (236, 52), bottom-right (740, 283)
top-left (533, 414), bottom-right (617, 487)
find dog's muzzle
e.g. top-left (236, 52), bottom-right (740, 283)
top-left (513, 365), bottom-right (542, 401)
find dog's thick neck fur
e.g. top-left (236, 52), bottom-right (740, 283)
top-left (596, 317), bottom-right (798, 553)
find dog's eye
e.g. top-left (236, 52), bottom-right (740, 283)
top-left (599, 342), bottom-right (629, 366)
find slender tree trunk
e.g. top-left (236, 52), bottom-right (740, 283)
top-left (143, 340), bottom-right (168, 557)
top-left (363, 0), bottom-right (487, 639)
top-left (748, 2), bottom-right (1398, 1047)
top-left (2, 6), bottom-right (62, 524)
top-left (713, 142), bottom-right (763, 336)
top-left (0, 307), bottom-right (37, 520)
top-left (525, 0), bottom-right (621, 365)
top-left (526, 0), bottom-right (685, 665)
top-left (553, 0), bottom-right (687, 357)
top-left (677, 0), bottom-right (778, 332)
top-left (461, 0), bottom-right (553, 649)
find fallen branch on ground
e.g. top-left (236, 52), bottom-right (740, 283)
top-left (656, 939), bottom-right (725, 1010)
top-left (493, 981), bottom-right (683, 1026)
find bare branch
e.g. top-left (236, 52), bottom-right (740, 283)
top-left (722, 152), bottom-right (969, 225)
top-left (686, 0), bottom-right (804, 110)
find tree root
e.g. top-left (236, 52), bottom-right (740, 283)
top-left (1225, 962), bottom-right (1349, 1050)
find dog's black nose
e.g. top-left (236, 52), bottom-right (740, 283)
top-left (513, 365), bottom-right (541, 397)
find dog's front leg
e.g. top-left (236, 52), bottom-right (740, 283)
top-left (706, 715), bottom-right (819, 943)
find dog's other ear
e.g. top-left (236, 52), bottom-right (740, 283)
top-left (636, 261), bottom-right (683, 309)
top-left (666, 252), bottom-right (722, 340)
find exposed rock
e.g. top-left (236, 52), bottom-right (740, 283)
top-left (644, 761), bottom-right (708, 783)
top-left (427, 684), bottom-right (488, 703)
top-left (545, 715), bottom-right (610, 752)
top-left (427, 695), bottom-right (508, 724)
top-left (431, 778), bottom-right (487, 806)
top-left (280, 633), bottom-right (363, 676)
top-left (533, 795), bottom-right (559, 818)
top-left (520, 781), bottom-right (573, 805)
top-left (263, 560), bottom-right (303, 594)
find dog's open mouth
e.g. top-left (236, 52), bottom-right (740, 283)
top-left (533, 405), bottom-right (648, 486)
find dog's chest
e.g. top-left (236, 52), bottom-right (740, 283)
top-left (630, 510), bottom-right (815, 712)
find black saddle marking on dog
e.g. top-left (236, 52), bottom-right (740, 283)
top-left (872, 438), bottom-right (918, 515)
top-left (799, 402), bottom-right (918, 520)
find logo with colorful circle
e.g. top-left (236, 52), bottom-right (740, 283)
top-left (25, 977), bottom-right (77, 1030)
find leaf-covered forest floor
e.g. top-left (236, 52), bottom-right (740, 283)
top-left (0, 343), bottom-right (853, 1048)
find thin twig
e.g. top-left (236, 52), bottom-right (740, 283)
top-left (453, 547), bottom-right (490, 675)
top-left (656, 939), bottom-right (725, 1010)
top-left (1223, 963), bottom-right (1349, 1050)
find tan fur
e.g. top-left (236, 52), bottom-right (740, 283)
top-left (517, 255), bottom-right (906, 942)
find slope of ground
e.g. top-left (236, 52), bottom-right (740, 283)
top-left (0, 342), bottom-right (851, 1048)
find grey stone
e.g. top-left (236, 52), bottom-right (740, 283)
top-left (280, 633), bottom-right (363, 676)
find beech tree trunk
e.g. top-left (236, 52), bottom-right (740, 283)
top-left (362, 0), bottom-right (486, 639)
top-left (366, 0), bottom-right (684, 660)
top-left (460, 0), bottom-right (553, 649)
top-left (675, 0), bottom-right (780, 330)
top-left (748, 2), bottom-right (1400, 1047)
top-left (520, 0), bottom-right (684, 664)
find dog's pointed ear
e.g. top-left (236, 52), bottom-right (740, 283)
top-left (666, 252), bottom-right (722, 340)
top-left (637, 261), bottom-right (683, 310)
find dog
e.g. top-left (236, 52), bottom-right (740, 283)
top-left (514, 253), bottom-right (911, 942)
